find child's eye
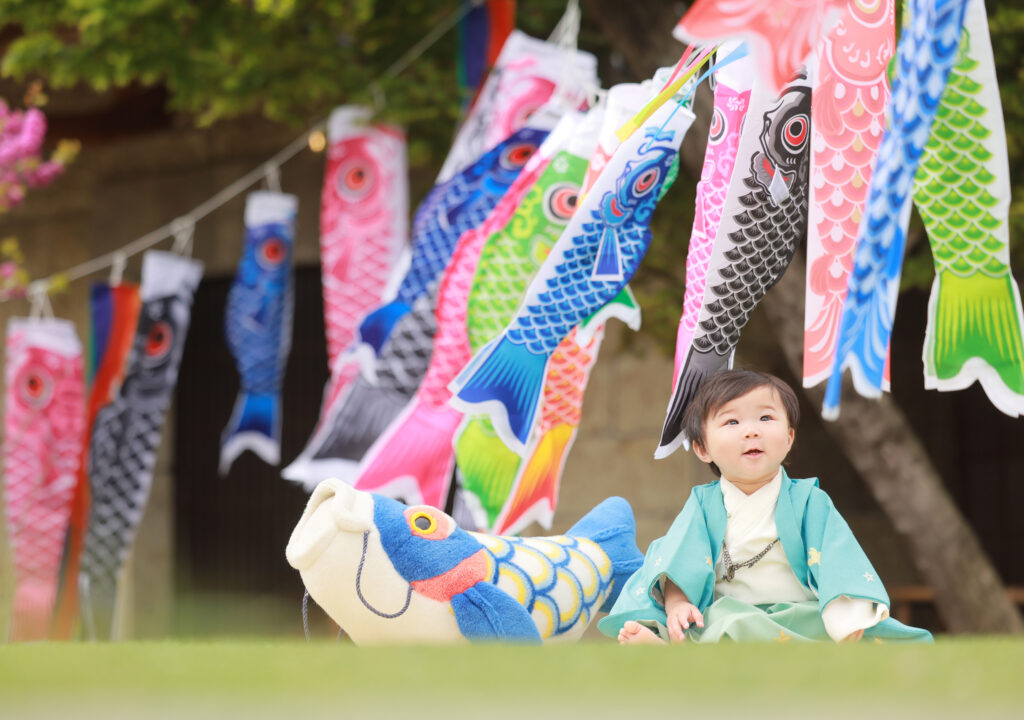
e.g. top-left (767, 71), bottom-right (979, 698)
top-left (760, 415), bottom-right (773, 421)
top-left (725, 419), bottom-right (738, 425)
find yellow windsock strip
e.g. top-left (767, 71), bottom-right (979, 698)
top-left (615, 47), bottom-right (714, 143)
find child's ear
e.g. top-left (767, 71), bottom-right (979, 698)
top-left (786, 427), bottom-right (795, 451)
top-left (693, 441), bottom-right (712, 464)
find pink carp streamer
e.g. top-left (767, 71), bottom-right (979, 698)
top-left (317, 106), bottom-right (408, 424)
top-left (803, 0), bottom-right (894, 387)
top-left (673, 0), bottom-right (837, 93)
top-left (351, 133), bottom-right (558, 508)
top-left (3, 318), bottom-right (85, 641)
top-left (438, 30), bottom-right (598, 182)
top-left (674, 51), bottom-right (752, 382)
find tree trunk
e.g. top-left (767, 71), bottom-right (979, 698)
top-left (761, 254), bottom-right (1023, 633)
top-left (581, 0), bottom-right (710, 178)
top-left (584, 0), bottom-right (1023, 633)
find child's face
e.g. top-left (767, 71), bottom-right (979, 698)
top-left (693, 385), bottom-right (795, 488)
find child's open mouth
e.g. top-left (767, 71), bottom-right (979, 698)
top-left (743, 449), bottom-right (763, 457)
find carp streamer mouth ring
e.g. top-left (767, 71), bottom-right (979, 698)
top-left (356, 531), bottom-right (413, 618)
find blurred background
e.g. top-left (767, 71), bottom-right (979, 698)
top-left (1, 0), bottom-right (1022, 641)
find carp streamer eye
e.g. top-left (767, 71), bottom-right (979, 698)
top-left (257, 237), bottom-right (287, 269)
top-left (19, 366), bottom-right (53, 409)
top-left (543, 183), bottom-right (580, 223)
top-left (709, 107), bottom-right (726, 143)
top-left (501, 143), bottom-right (535, 169)
top-left (782, 114), bottom-right (809, 152)
top-left (145, 321), bottom-right (173, 359)
top-left (336, 160), bottom-right (376, 201)
top-left (633, 168), bottom-right (660, 196)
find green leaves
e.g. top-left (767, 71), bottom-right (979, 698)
top-left (0, 0), bottom-right (459, 129)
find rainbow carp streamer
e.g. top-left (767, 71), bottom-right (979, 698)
top-left (283, 124), bottom-right (552, 489)
top-left (823, 0), bottom-right (972, 419)
top-left (53, 282), bottom-right (140, 639)
top-left (79, 251), bottom-right (203, 640)
top-left (455, 84), bottom-right (656, 533)
top-left (915, 0), bottom-right (1024, 416)
top-left (3, 318), bottom-right (85, 641)
top-left (451, 93), bottom-right (695, 455)
top-left (453, 110), bottom-right (600, 530)
top-left (350, 115), bottom-right (578, 510)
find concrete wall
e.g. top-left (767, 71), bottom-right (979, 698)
top-left (0, 116), bottom-right (918, 639)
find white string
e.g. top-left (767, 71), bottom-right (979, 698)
top-left (27, 280), bottom-right (53, 319)
top-left (170, 217), bottom-right (196, 256)
top-left (547, 0), bottom-right (585, 113)
top-left (9, 0), bottom-right (476, 299)
top-left (548, 0), bottom-right (581, 49)
top-left (263, 162), bottom-right (282, 194)
top-left (110, 251), bottom-right (127, 286)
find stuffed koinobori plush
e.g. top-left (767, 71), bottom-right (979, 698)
top-left (286, 479), bottom-right (642, 644)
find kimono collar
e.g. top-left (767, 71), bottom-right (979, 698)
top-left (697, 469), bottom-right (820, 593)
top-left (774, 467), bottom-right (814, 589)
top-left (719, 468), bottom-right (783, 514)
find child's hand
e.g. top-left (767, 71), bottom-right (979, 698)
top-left (666, 602), bottom-right (704, 643)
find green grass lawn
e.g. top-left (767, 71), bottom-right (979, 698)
top-left (2, 639), bottom-right (1023, 719)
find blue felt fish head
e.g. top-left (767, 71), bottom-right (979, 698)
top-left (601, 145), bottom-right (674, 226)
top-left (371, 494), bottom-right (483, 583)
top-left (238, 223), bottom-right (292, 290)
top-left (477, 129), bottom-right (544, 202)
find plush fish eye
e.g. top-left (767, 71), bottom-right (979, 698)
top-left (410, 511), bottom-right (436, 535)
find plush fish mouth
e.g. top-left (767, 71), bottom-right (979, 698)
top-left (286, 480), bottom-right (413, 619)
top-left (356, 529), bottom-right (412, 619)
top-left (286, 479), bottom-right (375, 570)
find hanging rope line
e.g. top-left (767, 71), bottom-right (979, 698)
top-left (14, 0), bottom-right (484, 303)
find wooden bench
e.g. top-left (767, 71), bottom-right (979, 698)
top-left (889, 585), bottom-right (1024, 628)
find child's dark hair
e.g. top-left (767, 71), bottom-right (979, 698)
top-left (682, 369), bottom-right (800, 477)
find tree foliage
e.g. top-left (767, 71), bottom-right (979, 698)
top-left (2, 0), bottom-right (1023, 338)
top-left (1, 1), bottom-right (464, 126)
